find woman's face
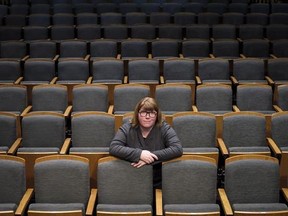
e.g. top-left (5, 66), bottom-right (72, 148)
top-left (138, 109), bottom-right (157, 129)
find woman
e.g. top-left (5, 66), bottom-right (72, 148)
top-left (109, 97), bottom-right (183, 188)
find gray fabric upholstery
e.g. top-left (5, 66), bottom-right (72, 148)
top-left (128, 59), bottom-right (159, 83)
top-left (271, 113), bottom-right (288, 149)
top-left (34, 159), bottom-right (90, 204)
top-left (223, 113), bottom-right (268, 150)
top-left (242, 39), bottom-right (270, 58)
top-left (0, 203), bottom-right (17, 212)
top-left (77, 24), bottom-right (101, 41)
top-left (20, 113), bottom-right (65, 149)
top-left (236, 85), bottom-right (274, 112)
top-left (271, 40), bottom-right (288, 58)
top-left (212, 24), bottom-right (236, 40)
top-left (186, 24), bottom-right (210, 39)
top-left (32, 85), bottom-right (68, 112)
top-left (103, 25), bottom-right (128, 40)
top-left (57, 59), bottom-right (89, 82)
top-left (97, 158), bottom-right (153, 213)
top-left (0, 85), bottom-right (27, 112)
top-left (268, 59), bottom-right (288, 82)
top-left (0, 159), bottom-right (26, 206)
top-left (92, 59), bottom-right (124, 83)
top-left (173, 114), bottom-right (216, 149)
top-left (163, 59), bottom-right (195, 83)
top-left (246, 13), bottom-right (268, 25)
top-left (196, 85), bottom-right (232, 112)
top-left (151, 39), bottom-right (179, 58)
top-left (164, 204), bottom-right (219, 213)
top-left (222, 12), bottom-right (244, 25)
top-left (121, 39), bottom-right (148, 59)
top-left (174, 12), bottom-right (196, 26)
top-left (0, 60), bottom-right (21, 83)
top-left (150, 12), bottom-right (170, 26)
top-left (29, 41), bottom-right (57, 59)
top-left (51, 25), bottom-right (75, 41)
top-left (182, 39), bottom-right (210, 58)
top-left (197, 12), bottom-right (220, 25)
top-left (90, 40), bottom-right (118, 59)
top-left (162, 159), bottom-right (219, 214)
top-left (233, 58), bottom-right (265, 82)
top-left (59, 40), bottom-right (87, 59)
top-left (212, 39), bottom-right (239, 58)
top-left (0, 114), bottom-right (17, 149)
top-left (155, 85), bottom-right (192, 113)
top-left (130, 24), bottom-right (156, 40)
top-left (100, 12), bottom-right (122, 25)
top-left (158, 25), bottom-right (183, 40)
top-left (233, 203), bottom-right (288, 212)
top-left (29, 203), bottom-right (85, 214)
top-left (72, 85), bottom-right (109, 112)
top-left (113, 85), bottom-right (150, 113)
top-left (0, 41), bottom-right (27, 59)
top-left (23, 59), bottom-right (55, 82)
top-left (97, 204), bottom-right (152, 212)
top-left (198, 59), bottom-right (230, 82)
top-left (71, 113), bottom-right (115, 148)
top-left (125, 12), bottom-right (147, 26)
top-left (225, 159), bottom-right (280, 204)
top-left (239, 24), bottom-right (263, 40)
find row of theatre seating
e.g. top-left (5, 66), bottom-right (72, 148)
top-left (0, 38), bottom-right (287, 59)
top-left (1, 12), bottom-right (288, 27)
top-left (1, 153), bottom-right (288, 215)
top-left (2, 1), bottom-right (288, 15)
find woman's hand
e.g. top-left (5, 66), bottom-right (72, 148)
top-left (131, 160), bottom-right (146, 168)
top-left (140, 150), bottom-right (158, 164)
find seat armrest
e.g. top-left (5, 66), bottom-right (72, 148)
top-left (15, 188), bottom-right (34, 216)
top-left (84, 54), bottom-right (90, 61)
top-left (53, 54), bottom-right (60, 61)
top-left (240, 54), bottom-right (246, 58)
top-left (8, 138), bottom-right (22, 155)
top-left (159, 76), bottom-right (165, 84)
top-left (60, 138), bottom-right (71, 154)
top-left (64, 105), bottom-right (72, 117)
top-left (267, 137), bottom-right (282, 156)
top-left (155, 189), bottom-right (163, 216)
top-left (217, 138), bottom-right (229, 157)
top-left (282, 188), bottom-right (288, 203)
top-left (209, 54), bottom-right (215, 58)
top-left (86, 76), bottom-right (93, 84)
top-left (123, 76), bottom-right (128, 84)
top-left (273, 105), bottom-right (283, 112)
top-left (21, 105), bottom-right (32, 117)
top-left (86, 188), bottom-right (97, 216)
top-left (196, 76), bottom-right (202, 85)
top-left (15, 76), bottom-right (24, 85)
top-left (108, 105), bottom-right (114, 114)
top-left (265, 76), bottom-right (274, 86)
top-left (192, 105), bottom-right (198, 112)
top-left (233, 105), bottom-right (240, 112)
top-left (230, 76), bottom-right (238, 85)
top-left (218, 188), bottom-right (233, 216)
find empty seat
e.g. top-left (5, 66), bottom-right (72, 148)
top-left (0, 60), bottom-right (22, 84)
top-left (90, 39), bottom-right (119, 60)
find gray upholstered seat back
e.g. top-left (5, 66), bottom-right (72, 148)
top-left (173, 113), bottom-right (216, 148)
top-left (267, 58), bottom-right (288, 81)
top-left (57, 59), bottom-right (89, 81)
top-left (92, 59), bottom-right (124, 82)
top-left (21, 113), bottom-right (65, 148)
top-left (72, 85), bottom-right (109, 112)
top-left (222, 113), bottom-right (266, 148)
top-left (32, 85), bottom-right (68, 112)
top-left (0, 157), bottom-right (26, 205)
top-left (271, 112), bottom-right (288, 148)
top-left (97, 158), bottom-right (153, 205)
top-left (0, 85), bottom-right (27, 112)
top-left (0, 60), bottom-right (21, 82)
top-left (163, 59), bottom-right (195, 81)
top-left (196, 85), bottom-right (232, 112)
top-left (198, 59), bottom-right (230, 81)
top-left (59, 40), bottom-right (87, 58)
top-left (114, 84), bottom-right (150, 113)
top-left (236, 85), bottom-right (273, 111)
top-left (34, 158), bottom-right (90, 204)
top-left (24, 59), bottom-right (55, 82)
top-left (233, 58), bottom-right (265, 80)
top-left (128, 59), bottom-right (159, 82)
top-left (0, 113), bottom-right (18, 149)
top-left (155, 84), bottom-right (192, 113)
top-left (72, 113), bottom-right (115, 148)
top-left (277, 85), bottom-right (288, 111)
top-left (162, 158), bottom-right (217, 204)
top-left (225, 158), bottom-right (280, 204)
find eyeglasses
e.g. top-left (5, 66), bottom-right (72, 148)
top-left (138, 111), bottom-right (157, 118)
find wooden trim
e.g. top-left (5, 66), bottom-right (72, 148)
top-left (72, 111), bottom-right (114, 119)
top-left (0, 155), bottom-right (25, 163)
top-left (222, 111), bottom-right (266, 119)
top-left (234, 210), bottom-right (288, 216)
top-left (97, 212), bottom-right (151, 216)
top-left (28, 210), bottom-right (83, 216)
top-left (163, 155), bottom-right (216, 165)
top-left (218, 188), bottom-right (233, 216)
top-left (226, 155), bottom-right (278, 165)
top-left (98, 156), bottom-right (119, 164)
top-left (23, 111), bottom-right (64, 118)
top-left (172, 111), bottom-right (215, 119)
top-left (72, 83), bottom-right (108, 90)
top-left (35, 155), bottom-right (89, 164)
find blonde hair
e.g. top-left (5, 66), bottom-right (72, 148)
top-left (131, 97), bottom-right (162, 127)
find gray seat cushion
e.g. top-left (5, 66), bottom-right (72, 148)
top-left (233, 203), bottom-right (288, 212)
top-left (97, 204), bottom-right (152, 213)
top-left (164, 203), bottom-right (219, 213)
